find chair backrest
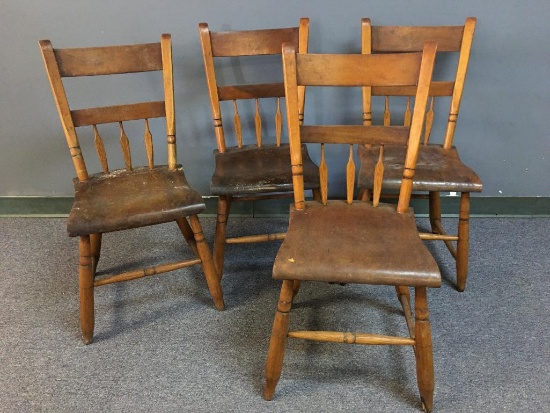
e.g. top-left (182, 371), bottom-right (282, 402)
top-left (39, 34), bottom-right (176, 182)
top-left (198, 19), bottom-right (309, 153)
top-left (362, 17), bottom-right (476, 149)
top-left (282, 42), bottom-right (436, 214)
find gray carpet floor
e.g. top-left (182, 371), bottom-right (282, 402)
top-left (0, 216), bottom-right (548, 412)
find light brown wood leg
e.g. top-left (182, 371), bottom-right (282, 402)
top-left (312, 188), bottom-right (321, 201)
top-left (189, 215), bottom-right (225, 311)
top-left (90, 233), bottom-right (102, 275)
top-left (428, 191), bottom-right (441, 234)
top-left (414, 287), bottom-right (434, 412)
top-left (264, 279), bottom-right (295, 400)
top-left (456, 192), bottom-right (470, 292)
top-left (213, 195), bottom-right (231, 280)
top-left (395, 285), bottom-right (414, 339)
top-left (79, 235), bottom-right (94, 344)
top-left (357, 188), bottom-right (372, 202)
top-left (292, 280), bottom-right (301, 299)
top-left (176, 217), bottom-right (199, 257)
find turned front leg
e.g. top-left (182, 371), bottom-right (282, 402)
top-left (264, 279), bottom-right (295, 400)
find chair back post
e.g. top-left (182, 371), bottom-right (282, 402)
top-left (297, 18), bottom-right (310, 125)
top-left (282, 43), bottom-right (305, 211)
top-left (39, 40), bottom-right (89, 181)
top-left (198, 23), bottom-right (227, 153)
top-left (361, 18), bottom-right (373, 126)
top-left (160, 34), bottom-right (177, 169)
top-left (396, 42), bottom-right (437, 214)
top-left (443, 17), bottom-right (476, 149)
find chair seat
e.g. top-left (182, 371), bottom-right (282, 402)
top-left (358, 144), bottom-right (482, 192)
top-left (67, 165), bottom-right (205, 237)
top-left (273, 201), bottom-right (441, 287)
top-left (210, 144), bottom-right (319, 195)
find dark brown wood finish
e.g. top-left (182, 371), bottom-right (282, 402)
top-left (264, 43), bottom-right (440, 412)
top-left (357, 17), bottom-right (481, 291)
top-left (39, 35), bottom-right (224, 344)
top-left (198, 19), bottom-right (320, 279)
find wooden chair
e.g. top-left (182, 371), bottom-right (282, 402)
top-left (198, 20), bottom-right (320, 278)
top-left (39, 35), bottom-right (224, 344)
top-left (264, 43), bottom-right (440, 411)
top-left (357, 18), bottom-right (481, 291)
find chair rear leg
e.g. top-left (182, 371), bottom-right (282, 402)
top-left (312, 188), bottom-right (321, 201)
top-left (90, 233), bottom-right (102, 274)
top-left (292, 280), bottom-right (301, 299)
top-left (358, 188), bottom-right (372, 202)
top-left (79, 235), bottom-right (94, 344)
top-left (189, 215), bottom-right (225, 311)
top-left (395, 286), bottom-right (414, 339)
top-left (428, 191), bottom-right (441, 233)
top-left (213, 195), bottom-right (231, 279)
top-left (265, 279), bottom-right (295, 400)
top-left (176, 217), bottom-right (199, 257)
top-left (414, 286), bottom-right (434, 412)
top-left (456, 192), bottom-right (470, 292)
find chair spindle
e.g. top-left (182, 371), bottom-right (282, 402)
top-left (372, 145), bottom-right (384, 207)
top-left (255, 98), bottom-right (262, 147)
top-left (424, 97), bottom-right (435, 145)
top-left (233, 100), bottom-right (243, 148)
top-left (275, 98), bottom-right (282, 147)
top-left (404, 97), bottom-right (412, 127)
top-left (119, 122), bottom-right (132, 170)
top-left (384, 96), bottom-right (391, 126)
top-left (346, 144), bottom-right (355, 205)
top-left (319, 143), bottom-right (328, 205)
top-left (93, 125), bottom-right (109, 174)
top-left (144, 119), bottom-right (154, 169)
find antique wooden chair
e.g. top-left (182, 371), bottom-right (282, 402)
top-left (357, 18), bottom-right (481, 291)
top-left (39, 34), bottom-right (224, 344)
top-left (264, 43), bottom-right (440, 412)
top-left (198, 20), bottom-right (320, 278)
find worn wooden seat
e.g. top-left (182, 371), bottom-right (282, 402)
top-left (210, 144), bottom-right (318, 195)
top-left (358, 145), bottom-right (481, 192)
top-left (39, 35), bottom-right (224, 344)
top-left (199, 20), bottom-right (320, 278)
top-left (264, 43), bottom-right (440, 412)
top-left (357, 18), bottom-right (481, 291)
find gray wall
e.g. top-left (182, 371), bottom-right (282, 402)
top-left (1, 0), bottom-right (549, 197)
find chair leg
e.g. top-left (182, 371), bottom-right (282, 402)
top-left (414, 287), bottom-right (434, 413)
top-left (79, 235), bottom-right (94, 345)
top-left (264, 279), bottom-right (295, 400)
top-left (189, 215), bottom-right (225, 311)
top-left (176, 217), bottom-right (199, 257)
top-left (395, 286), bottom-right (414, 339)
top-left (312, 188), bottom-right (321, 201)
top-left (292, 280), bottom-right (301, 299)
top-left (213, 195), bottom-right (231, 280)
top-left (456, 192), bottom-right (470, 292)
top-left (90, 233), bottom-right (102, 274)
top-left (428, 191), bottom-right (441, 234)
top-left (357, 188), bottom-right (372, 202)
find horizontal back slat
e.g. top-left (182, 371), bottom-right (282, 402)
top-left (210, 27), bottom-right (299, 57)
top-left (217, 83), bottom-right (285, 101)
top-left (372, 26), bottom-right (463, 52)
top-left (296, 53), bottom-right (422, 86)
top-left (372, 81), bottom-right (454, 97)
top-left (55, 43), bottom-right (162, 77)
top-left (300, 125), bottom-right (410, 145)
top-left (71, 101), bottom-right (166, 127)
